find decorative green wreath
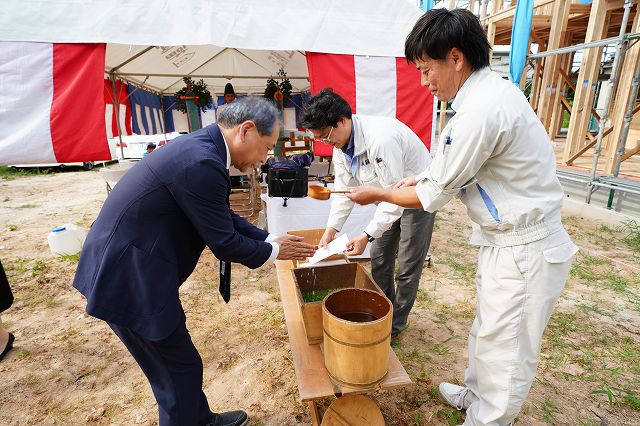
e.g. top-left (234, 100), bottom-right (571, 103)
top-left (174, 77), bottom-right (213, 113)
top-left (264, 68), bottom-right (292, 105)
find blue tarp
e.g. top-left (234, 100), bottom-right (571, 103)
top-left (419, 0), bottom-right (433, 12)
top-left (509, 0), bottom-right (534, 86)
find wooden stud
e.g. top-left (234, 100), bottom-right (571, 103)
top-left (563, 0), bottom-right (608, 165)
top-left (549, 34), bottom-right (575, 138)
top-left (491, 0), bottom-right (504, 15)
top-left (537, 0), bottom-right (571, 132)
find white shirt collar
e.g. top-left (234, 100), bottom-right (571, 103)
top-left (220, 130), bottom-right (231, 169)
top-left (451, 66), bottom-right (490, 113)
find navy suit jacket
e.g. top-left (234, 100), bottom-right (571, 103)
top-left (73, 124), bottom-right (272, 340)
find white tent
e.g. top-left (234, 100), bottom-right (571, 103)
top-left (0, 0), bottom-right (432, 165)
top-left (1, 0), bottom-right (424, 95)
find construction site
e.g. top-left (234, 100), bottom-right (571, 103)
top-left (441, 0), bottom-right (640, 215)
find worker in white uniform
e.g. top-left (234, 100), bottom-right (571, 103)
top-left (345, 9), bottom-right (578, 426)
top-left (301, 89), bottom-right (436, 338)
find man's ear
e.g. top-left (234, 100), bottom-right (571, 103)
top-left (238, 120), bottom-right (256, 141)
top-left (451, 48), bottom-right (464, 71)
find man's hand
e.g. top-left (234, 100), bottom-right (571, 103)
top-left (345, 233), bottom-right (369, 256)
top-left (319, 227), bottom-right (337, 248)
top-left (275, 235), bottom-right (316, 260)
top-left (394, 176), bottom-right (417, 189)
top-left (345, 186), bottom-right (386, 205)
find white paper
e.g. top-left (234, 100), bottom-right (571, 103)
top-left (297, 258), bottom-right (349, 269)
top-left (307, 234), bottom-right (349, 265)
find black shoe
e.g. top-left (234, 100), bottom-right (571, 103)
top-left (0, 332), bottom-right (14, 362)
top-left (207, 410), bottom-right (249, 426)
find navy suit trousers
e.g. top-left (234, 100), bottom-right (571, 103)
top-left (108, 318), bottom-right (213, 426)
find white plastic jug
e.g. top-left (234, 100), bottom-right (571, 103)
top-left (47, 223), bottom-right (86, 256)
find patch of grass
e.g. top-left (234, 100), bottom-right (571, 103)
top-left (415, 288), bottom-right (434, 306)
top-left (570, 253), bottom-right (637, 298)
top-left (576, 302), bottom-right (615, 317)
top-left (592, 386), bottom-right (640, 411)
top-left (436, 407), bottom-right (463, 425)
top-left (442, 254), bottom-right (476, 284)
top-left (17, 348), bottom-right (31, 359)
top-left (7, 224), bottom-right (17, 231)
top-left (58, 253), bottom-right (81, 263)
top-left (32, 259), bottom-right (46, 277)
top-left (619, 219), bottom-right (640, 253)
top-left (563, 215), bottom-right (581, 227)
top-left (260, 309), bottom-right (284, 326)
top-left (0, 166), bottom-right (52, 180)
top-left (16, 203), bottom-right (40, 209)
top-left (301, 288), bottom-right (338, 303)
top-left (534, 399), bottom-right (560, 424)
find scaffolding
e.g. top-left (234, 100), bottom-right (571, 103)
top-left (435, 0), bottom-right (640, 209)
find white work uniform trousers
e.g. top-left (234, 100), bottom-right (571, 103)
top-left (463, 228), bottom-right (578, 426)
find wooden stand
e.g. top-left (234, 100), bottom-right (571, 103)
top-left (275, 260), bottom-right (412, 425)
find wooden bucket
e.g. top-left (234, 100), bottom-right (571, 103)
top-left (322, 288), bottom-right (392, 387)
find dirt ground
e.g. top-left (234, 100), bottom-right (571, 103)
top-left (0, 167), bottom-right (638, 426)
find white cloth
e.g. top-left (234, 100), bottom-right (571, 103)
top-left (463, 228), bottom-right (578, 426)
top-left (259, 191), bottom-right (376, 258)
top-left (415, 68), bottom-right (566, 247)
top-left (329, 114), bottom-right (431, 239)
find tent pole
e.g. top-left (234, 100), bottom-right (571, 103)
top-left (110, 73), bottom-right (126, 161)
top-left (159, 94), bottom-right (167, 139)
top-left (586, 0), bottom-right (633, 204)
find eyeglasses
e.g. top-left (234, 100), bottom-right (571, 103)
top-left (319, 126), bottom-right (335, 143)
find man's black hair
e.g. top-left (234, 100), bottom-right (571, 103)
top-left (300, 88), bottom-right (352, 130)
top-left (405, 8), bottom-right (491, 71)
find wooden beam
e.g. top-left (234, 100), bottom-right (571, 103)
top-left (491, 0), bottom-right (504, 15)
top-left (566, 125), bottom-right (615, 163)
top-left (563, 0), bottom-right (608, 165)
top-left (537, 0), bottom-right (571, 131)
top-left (485, 0), bottom-right (555, 25)
top-left (621, 141), bottom-right (640, 161)
top-left (549, 44), bottom-right (575, 136)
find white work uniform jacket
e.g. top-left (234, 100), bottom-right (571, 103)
top-left (416, 67), bottom-right (567, 247)
top-left (329, 114), bottom-right (431, 238)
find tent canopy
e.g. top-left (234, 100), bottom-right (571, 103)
top-left (106, 45), bottom-right (311, 94)
top-left (2, 0), bottom-right (423, 94)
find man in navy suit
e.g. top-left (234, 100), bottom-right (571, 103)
top-left (73, 97), bottom-right (315, 426)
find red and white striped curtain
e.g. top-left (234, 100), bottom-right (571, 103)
top-left (0, 42), bottom-right (111, 165)
top-left (306, 52), bottom-right (434, 152)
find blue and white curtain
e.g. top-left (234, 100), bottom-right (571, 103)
top-left (127, 84), bottom-right (164, 134)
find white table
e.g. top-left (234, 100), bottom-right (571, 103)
top-left (260, 185), bottom-right (377, 258)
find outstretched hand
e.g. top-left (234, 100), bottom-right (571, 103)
top-left (319, 227), bottom-right (337, 248)
top-left (394, 176), bottom-right (417, 189)
top-left (275, 235), bottom-right (316, 260)
top-left (345, 233), bottom-right (369, 256)
top-left (344, 186), bottom-right (386, 205)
